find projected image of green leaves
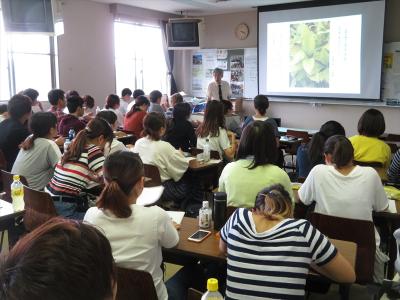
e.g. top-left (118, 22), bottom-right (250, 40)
top-left (290, 21), bottom-right (330, 88)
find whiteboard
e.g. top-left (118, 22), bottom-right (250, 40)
top-left (191, 48), bottom-right (258, 99)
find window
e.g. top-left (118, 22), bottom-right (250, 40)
top-left (0, 10), bottom-right (58, 100)
top-left (114, 21), bottom-right (168, 95)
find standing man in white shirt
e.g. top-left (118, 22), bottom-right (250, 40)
top-left (206, 68), bottom-right (232, 101)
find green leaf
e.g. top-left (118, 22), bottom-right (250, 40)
top-left (302, 58), bottom-right (315, 75)
top-left (301, 25), bottom-right (316, 57)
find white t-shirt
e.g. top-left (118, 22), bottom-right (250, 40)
top-left (103, 108), bottom-right (124, 128)
top-left (103, 139), bottom-right (126, 157)
top-left (84, 205), bottom-right (179, 300)
top-left (197, 127), bottom-right (231, 157)
top-left (119, 99), bottom-right (131, 116)
top-left (206, 80), bottom-right (232, 100)
top-left (133, 137), bottom-right (189, 182)
top-left (299, 164), bottom-right (388, 245)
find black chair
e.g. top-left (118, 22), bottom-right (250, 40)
top-left (116, 267), bottom-right (158, 300)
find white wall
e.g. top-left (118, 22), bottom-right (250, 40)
top-left (57, 0), bottom-right (115, 105)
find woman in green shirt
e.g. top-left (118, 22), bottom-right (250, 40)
top-left (219, 121), bottom-right (293, 207)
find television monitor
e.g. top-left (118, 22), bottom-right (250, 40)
top-left (167, 19), bottom-right (200, 49)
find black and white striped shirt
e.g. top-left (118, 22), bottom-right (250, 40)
top-left (388, 149), bottom-right (400, 183)
top-left (220, 208), bottom-right (337, 300)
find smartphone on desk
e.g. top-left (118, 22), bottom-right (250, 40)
top-left (188, 230), bottom-right (211, 242)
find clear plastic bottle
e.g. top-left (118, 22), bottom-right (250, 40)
top-left (201, 278), bottom-right (223, 300)
top-left (199, 201), bottom-right (212, 229)
top-left (11, 175), bottom-right (24, 211)
top-left (95, 106), bottom-right (101, 115)
top-left (64, 138), bottom-right (71, 153)
top-left (203, 138), bottom-right (210, 162)
top-left (68, 128), bottom-right (75, 141)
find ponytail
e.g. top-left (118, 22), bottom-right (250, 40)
top-left (324, 135), bottom-right (354, 169)
top-left (20, 134), bottom-right (38, 151)
top-left (61, 118), bottom-right (113, 165)
top-left (19, 112), bottom-right (57, 151)
top-left (96, 151), bottom-right (144, 218)
top-left (97, 180), bottom-right (131, 218)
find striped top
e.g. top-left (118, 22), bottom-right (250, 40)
top-left (388, 149), bottom-right (400, 183)
top-left (47, 144), bottom-right (104, 196)
top-left (220, 209), bottom-right (337, 300)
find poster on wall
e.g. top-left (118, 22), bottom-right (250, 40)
top-left (191, 48), bottom-right (257, 99)
top-left (382, 42), bottom-right (400, 101)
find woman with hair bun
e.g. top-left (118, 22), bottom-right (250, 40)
top-left (124, 95), bottom-right (150, 137)
top-left (220, 183), bottom-right (355, 299)
top-left (84, 151), bottom-right (179, 300)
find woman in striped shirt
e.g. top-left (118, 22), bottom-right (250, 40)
top-left (219, 184), bottom-right (355, 300)
top-left (46, 118), bottom-right (114, 220)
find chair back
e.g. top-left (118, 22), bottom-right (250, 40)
top-left (190, 148), bottom-right (220, 160)
top-left (116, 267), bottom-right (158, 300)
top-left (0, 170), bottom-right (28, 202)
top-left (143, 164), bottom-right (162, 187)
top-left (23, 185), bottom-right (57, 231)
top-left (386, 134), bottom-right (400, 142)
top-left (187, 288), bottom-right (203, 300)
top-left (286, 129), bottom-right (310, 144)
top-left (387, 143), bottom-right (398, 154)
top-left (353, 160), bottom-right (383, 168)
top-left (309, 212), bottom-right (375, 284)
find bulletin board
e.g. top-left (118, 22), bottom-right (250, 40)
top-left (191, 48), bottom-right (258, 99)
top-left (382, 42), bottom-right (400, 101)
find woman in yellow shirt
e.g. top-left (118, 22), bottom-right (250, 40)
top-left (349, 109), bottom-right (391, 179)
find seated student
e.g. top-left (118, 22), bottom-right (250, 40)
top-left (133, 113), bottom-right (191, 207)
top-left (220, 184), bottom-right (355, 300)
top-left (83, 94), bottom-right (96, 117)
top-left (126, 89), bottom-right (145, 112)
top-left (0, 218), bottom-right (116, 300)
top-left (124, 95), bottom-right (150, 137)
top-left (0, 104), bottom-right (8, 123)
top-left (12, 112), bottom-right (61, 191)
top-left (219, 121), bottom-right (293, 208)
top-left (349, 109), bottom-right (391, 179)
top-left (163, 102), bottom-right (196, 152)
top-left (84, 151), bottom-right (179, 300)
top-left (22, 88), bottom-right (43, 113)
top-left (196, 100), bottom-right (236, 161)
top-left (296, 120), bottom-right (345, 178)
top-left (96, 110), bottom-right (127, 156)
top-left (148, 90), bottom-right (164, 114)
top-left (242, 94), bottom-right (279, 137)
top-left (0, 95), bottom-right (31, 171)
top-left (299, 135), bottom-right (388, 281)
top-left (103, 94), bottom-right (124, 127)
top-left (46, 118), bottom-right (113, 220)
top-left (165, 92), bottom-right (183, 119)
top-left (119, 88), bottom-right (132, 116)
top-left (388, 149), bottom-right (400, 183)
top-left (221, 99), bottom-right (241, 137)
top-left (47, 88), bottom-right (66, 125)
top-left (58, 96), bottom-right (86, 137)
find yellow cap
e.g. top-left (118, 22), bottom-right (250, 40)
top-left (207, 278), bottom-right (218, 292)
top-left (13, 175), bottom-right (20, 181)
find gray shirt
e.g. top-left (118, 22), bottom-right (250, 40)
top-left (12, 137), bottom-right (62, 191)
top-left (148, 103), bottom-right (164, 114)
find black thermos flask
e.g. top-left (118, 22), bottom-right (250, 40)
top-left (213, 192), bottom-right (227, 231)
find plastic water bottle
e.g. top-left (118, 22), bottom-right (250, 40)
top-left (64, 138), bottom-right (71, 153)
top-left (203, 138), bottom-right (210, 162)
top-left (199, 201), bottom-right (212, 229)
top-left (68, 128), bottom-right (75, 141)
top-left (201, 278), bottom-right (223, 300)
top-left (95, 106), bottom-right (101, 115)
top-left (11, 175), bottom-right (24, 212)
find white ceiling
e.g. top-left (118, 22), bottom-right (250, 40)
top-left (91, 0), bottom-right (310, 16)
